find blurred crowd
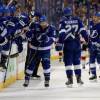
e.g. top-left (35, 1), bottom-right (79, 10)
top-left (64, 0), bottom-right (100, 25)
top-left (1, 0), bottom-right (100, 26)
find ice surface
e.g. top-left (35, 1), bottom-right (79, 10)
top-left (0, 61), bottom-right (100, 100)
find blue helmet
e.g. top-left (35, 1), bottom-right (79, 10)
top-left (63, 7), bottom-right (72, 16)
top-left (30, 10), bottom-right (42, 18)
top-left (9, 6), bottom-right (16, 13)
top-left (94, 12), bottom-right (100, 17)
top-left (40, 15), bottom-right (47, 22)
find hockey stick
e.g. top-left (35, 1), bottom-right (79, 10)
top-left (6, 0), bottom-right (18, 7)
top-left (26, 43), bottom-right (41, 71)
top-left (7, 0), bottom-right (13, 6)
top-left (3, 34), bottom-right (25, 83)
top-left (4, 52), bottom-right (19, 58)
top-left (9, 52), bottom-right (19, 58)
top-left (3, 40), bottom-right (13, 83)
top-left (86, 0), bottom-right (91, 75)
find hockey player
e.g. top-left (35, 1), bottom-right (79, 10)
top-left (0, 5), bottom-right (10, 71)
top-left (23, 15), bottom-right (56, 87)
top-left (4, 6), bottom-right (24, 53)
top-left (88, 12), bottom-right (100, 81)
top-left (56, 7), bottom-right (88, 87)
top-left (24, 10), bottom-right (42, 79)
top-left (0, 6), bottom-right (28, 71)
top-left (81, 38), bottom-right (88, 69)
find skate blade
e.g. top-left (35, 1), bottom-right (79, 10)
top-left (45, 85), bottom-right (49, 88)
top-left (90, 79), bottom-right (97, 83)
top-left (23, 84), bottom-right (29, 87)
top-left (66, 84), bottom-right (73, 88)
top-left (77, 83), bottom-right (84, 86)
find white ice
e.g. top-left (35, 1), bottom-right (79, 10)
top-left (0, 61), bottom-right (100, 100)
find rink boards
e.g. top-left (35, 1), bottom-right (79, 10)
top-left (0, 43), bottom-right (59, 91)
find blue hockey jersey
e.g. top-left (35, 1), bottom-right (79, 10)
top-left (26, 23), bottom-right (56, 51)
top-left (59, 16), bottom-right (88, 43)
top-left (0, 16), bottom-right (24, 53)
top-left (89, 23), bottom-right (100, 50)
top-left (56, 16), bottom-right (88, 51)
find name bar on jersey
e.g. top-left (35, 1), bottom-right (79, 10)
top-left (65, 20), bottom-right (78, 24)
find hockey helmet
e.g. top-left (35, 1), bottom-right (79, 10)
top-left (40, 15), bottom-right (47, 22)
top-left (94, 12), bottom-right (100, 17)
top-left (40, 15), bottom-right (48, 28)
top-left (31, 10), bottom-right (42, 17)
top-left (30, 10), bottom-right (42, 22)
top-left (92, 12), bottom-right (100, 24)
top-left (63, 7), bottom-right (72, 16)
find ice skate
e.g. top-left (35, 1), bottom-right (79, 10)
top-left (44, 80), bottom-right (49, 87)
top-left (23, 75), bottom-right (30, 87)
top-left (65, 80), bottom-right (73, 88)
top-left (89, 75), bottom-right (97, 82)
top-left (76, 75), bottom-right (84, 86)
top-left (77, 79), bottom-right (84, 86)
top-left (23, 79), bottom-right (29, 87)
top-left (65, 76), bottom-right (73, 88)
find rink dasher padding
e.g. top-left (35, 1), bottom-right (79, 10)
top-left (0, 43), bottom-right (59, 91)
top-left (0, 43), bottom-right (26, 91)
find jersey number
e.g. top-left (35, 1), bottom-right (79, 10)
top-left (65, 25), bottom-right (78, 34)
